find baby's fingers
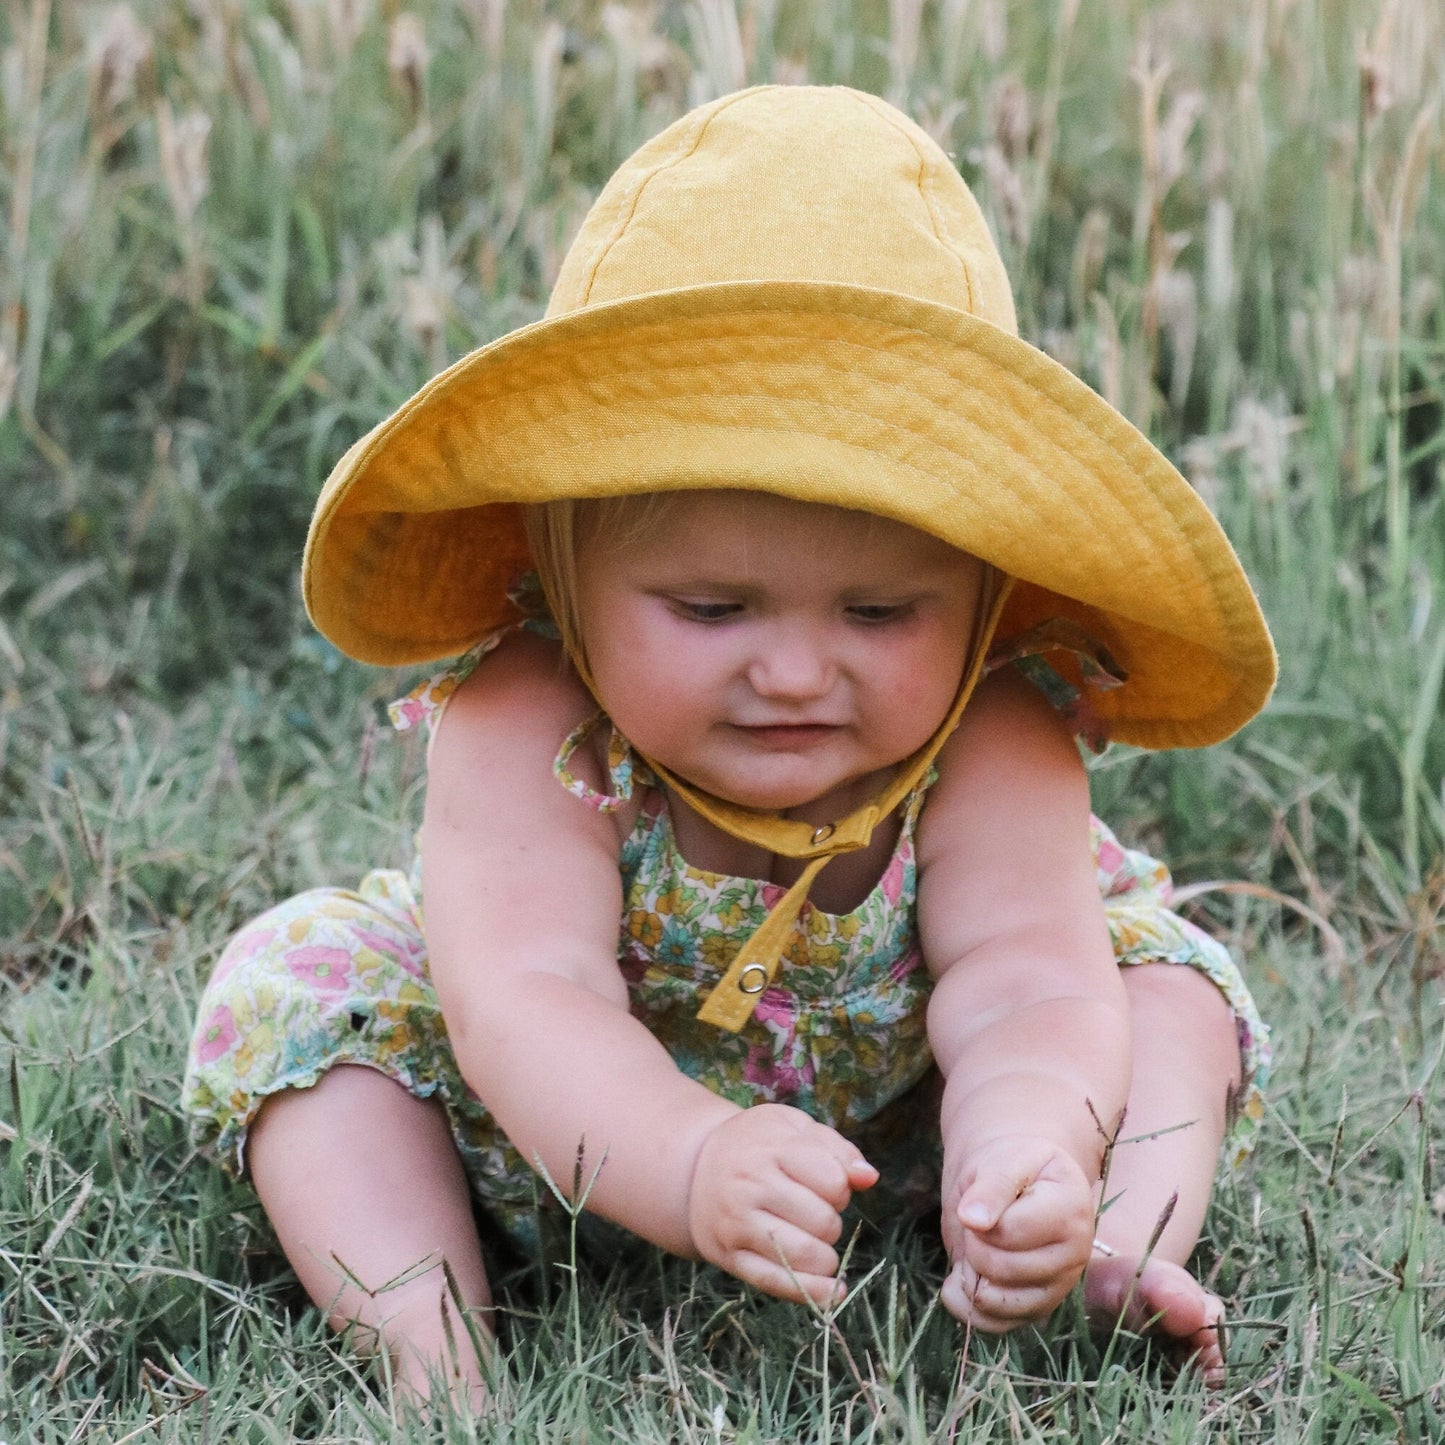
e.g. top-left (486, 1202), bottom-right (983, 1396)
top-left (957, 1160), bottom-right (1042, 1234)
top-left (781, 1132), bottom-right (877, 1210)
top-left (958, 1177), bottom-right (1092, 1252)
top-left (941, 1258), bottom-right (1070, 1330)
top-left (731, 1233), bottom-right (845, 1309)
top-left (957, 1234), bottom-right (1087, 1293)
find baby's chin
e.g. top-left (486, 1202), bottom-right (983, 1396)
top-left (670, 761), bottom-right (896, 820)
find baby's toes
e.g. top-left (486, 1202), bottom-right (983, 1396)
top-left (1181, 1318), bottom-right (1227, 1388)
top-left (1083, 1255), bottom-right (1226, 1383)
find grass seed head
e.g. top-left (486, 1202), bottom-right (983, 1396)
top-left (388, 12), bottom-right (430, 115)
top-left (86, 4), bottom-right (152, 124)
top-left (155, 100), bottom-right (211, 228)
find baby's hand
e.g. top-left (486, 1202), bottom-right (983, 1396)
top-left (941, 1135), bottom-right (1094, 1331)
top-left (688, 1104), bottom-right (878, 1307)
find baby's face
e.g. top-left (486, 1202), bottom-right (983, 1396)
top-left (575, 491), bottom-right (986, 816)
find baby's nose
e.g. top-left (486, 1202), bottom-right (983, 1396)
top-left (746, 628), bottom-right (835, 699)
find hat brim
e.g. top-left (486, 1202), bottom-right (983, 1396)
top-left (305, 280), bottom-right (1275, 748)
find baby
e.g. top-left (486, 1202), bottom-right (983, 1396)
top-left (184, 85), bottom-right (1275, 1403)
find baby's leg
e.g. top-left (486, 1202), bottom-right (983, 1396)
top-left (249, 1066), bottom-right (492, 1405)
top-left (1084, 963), bottom-right (1241, 1383)
top-left (182, 878), bottom-right (498, 1405)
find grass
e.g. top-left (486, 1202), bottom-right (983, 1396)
top-left (2, 0), bottom-right (1443, 1438)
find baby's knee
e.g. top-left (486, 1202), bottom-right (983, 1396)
top-left (1122, 962), bottom-right (1243, 1086)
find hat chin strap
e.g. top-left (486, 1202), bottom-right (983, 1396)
top-left (629, 572), bottom-right (1013, 1032)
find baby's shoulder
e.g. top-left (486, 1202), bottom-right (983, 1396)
top-left (916, 667), bottom-right (1090, 859)
top-left (441, 628), bottom-right (593, 741)
top-left (430, 633), bottom-right (641, 834)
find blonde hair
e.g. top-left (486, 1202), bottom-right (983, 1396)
top-left (522, 494), bottom-right (678, 674)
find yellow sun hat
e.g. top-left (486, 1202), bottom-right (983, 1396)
top-left (304, 83), bottom-right (1274, 752)
top-left (305, 84), bottom-right (1276, 1030)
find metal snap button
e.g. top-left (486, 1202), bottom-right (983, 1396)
top-left (811, 822), bottom-right (836, 844)
top-left (738, 963), bottom-right (769, 994)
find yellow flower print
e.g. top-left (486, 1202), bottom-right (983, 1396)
top-left (716, 900), bottom-right (751, 930)
top-left (628, 910), bottom-right (663, 948)
top-left (1110, 920), bottom-right (1143, 952)
top-left (249, 984), bottom-right (279, 1024)
top-left (851, 1036), bottom-right (883, 1073)
top-left (653, 888), bottom-right (683, 916)
top-left (809, 944), bottom-right (842, 971)
top-left (702, 935), bottom-right (739, 971)
top-left (784, 936), bottom-right (811, 967)
top-left (375, 1024), bottom-right (414, 1060)
top-left (372, 982), bottom-right (427, 1017)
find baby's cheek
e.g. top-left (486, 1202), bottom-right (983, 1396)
top-left (880, 670), bottom-right (958, 745)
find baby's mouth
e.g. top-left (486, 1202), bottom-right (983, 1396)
top-left (731, 722), bottom-right (842, 746)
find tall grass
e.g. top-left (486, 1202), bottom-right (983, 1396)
top-left (2, 0), bottom-right (1443, 1438)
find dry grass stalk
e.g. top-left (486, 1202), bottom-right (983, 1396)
top-left (1128, 40), bottom-right (1205, 427)
top-left (887, 0), bottom-right (925, 103)
top-left (1203, 193), bottom-right (1235, 317)
top-left (1025, 0), bottom-right (1079, 258)
top-left (977, 0), bottom-right (1006, 65)
top-left (1155, 265), bottom-right (1197, 411)
top-left (85, 4), bottom-right (152, 147)
top-left (1, 0), bottom-right (50, 425)
top-left (155, 98), bottom-right (212, 309)
top-left (388, 11), bottom-right (429, 117)
top-left (1089, 292), bottom-right (1124, 416)
top-left (1363, 93), bottom-right (1441, 590)
top-left (688, 0), bottom-right (747, 99)
top-left (457, 0), bottom-right (503, 58)
top-left (155, 99), bottom-right (211, 230)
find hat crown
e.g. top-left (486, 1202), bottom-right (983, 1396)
top-left (546, 85), bottom-right (1018, 334)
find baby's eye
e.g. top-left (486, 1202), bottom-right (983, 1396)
top-left (671, 599), bottom-right (742, 622)
top-left (846, 603), bottom-right (912, 624)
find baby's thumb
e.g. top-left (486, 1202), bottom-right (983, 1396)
top-left (846, 1154), bottom-right (879, 1192)
top-left (957, 1170), bottom-right (1026, 1233)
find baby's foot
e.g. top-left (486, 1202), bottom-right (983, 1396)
top-left (1082, 1251), bottom-right (1226, 1386)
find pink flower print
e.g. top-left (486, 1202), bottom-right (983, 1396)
top-left (352, 926), bottom-right (422, 974)
top-left (743, 1042), bottom-right (782, 1092)
top-left (195, 1004), bottom-right (239, 1064)
top-left (743, 1041), bottom-right (812, 1100)
top-left (1095, 836), bottom-right (1127, 882)
top-left (209, 925), bottom-right (278, 986)
top-left (285, 945), bottom-right (353, 993)
top-left (389, 696), bottom-right (428, 731)
top-left (742, 996), bottom-right (813, 1099)
top-left (879, 851), bottom-right (906, 905)
top-left (888, 943), bottom-right (922, 984)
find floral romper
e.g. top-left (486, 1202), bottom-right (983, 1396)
top-left (182, 633), bottom-right (1271, 1251)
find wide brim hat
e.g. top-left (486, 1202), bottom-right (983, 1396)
top-left (305, 84), bottom-right (1275, 751)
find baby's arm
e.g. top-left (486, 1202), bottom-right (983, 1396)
top-left (421, 635), bottom-right (872, 1304)
top-left (917, 669), bottom-right (1131, 1330)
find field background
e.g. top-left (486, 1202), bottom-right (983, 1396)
top-left (2, 0), bottom-right (1443, 1439)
